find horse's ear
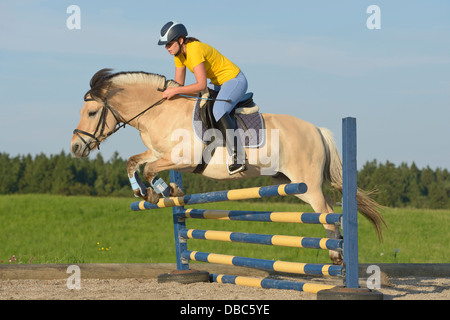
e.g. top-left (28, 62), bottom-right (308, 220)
top-left (87, 69), bottom-right (115, 101)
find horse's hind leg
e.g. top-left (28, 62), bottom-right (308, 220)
top-left (295, 188), bottom-right (343, 265)
top-left (323, 193), bottom-right (343, 262)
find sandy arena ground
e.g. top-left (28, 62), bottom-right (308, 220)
top-left (1, 276), bottom-right (449, 300)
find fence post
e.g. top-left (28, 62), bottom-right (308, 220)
top-left (169, 170), bottom-right (189, 271)
top-left (342, 117), bottom-right (359, 288)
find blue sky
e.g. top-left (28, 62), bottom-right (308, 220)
top-left (1, 0), bottom-right (449, 170)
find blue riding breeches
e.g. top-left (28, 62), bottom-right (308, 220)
top-left (208, 71), bottom-right (248, 121)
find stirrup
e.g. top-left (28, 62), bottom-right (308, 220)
top-left (226, 155), bottom-right (247, 175)
top-left (228, 163), bottom-right (247, 175)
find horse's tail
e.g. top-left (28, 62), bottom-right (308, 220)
top-left (318, 127), bottom-right (387, 241)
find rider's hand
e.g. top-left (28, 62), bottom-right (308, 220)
top-left (162, 87), bottom-right (178, 100)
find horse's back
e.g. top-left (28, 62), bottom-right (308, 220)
top-left (261, 112), bottom-right (328, 180)
top-left (261, 112), bottom-right (322, 143)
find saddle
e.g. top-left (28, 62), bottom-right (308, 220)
top-left (192, 89), bottom-right (265, 174)
top-left (199, 88), bottom-right (258, 134)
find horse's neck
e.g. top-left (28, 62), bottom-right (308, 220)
top-left (112, 84), bottom-right (193, 128)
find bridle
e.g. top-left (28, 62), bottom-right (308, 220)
top-left (73, 97), bottom-right (121, 151)
top-left (73, 92), bottom-right (166, 151)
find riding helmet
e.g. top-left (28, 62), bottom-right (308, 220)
top-left (158, 21), bottom-right (188, 45)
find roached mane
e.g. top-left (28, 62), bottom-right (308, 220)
top-left (84, 68), bottom-right (179, 101)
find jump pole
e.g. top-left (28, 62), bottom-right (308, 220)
top-left (170, 170), bottom-right (190, 271)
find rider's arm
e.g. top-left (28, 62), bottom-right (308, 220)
top-left (163, 62), bottom-right (207, 99)
top-left (175, 66), bottom-right (186, 86)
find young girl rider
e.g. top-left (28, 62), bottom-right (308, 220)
top-left (158, 21), bottom-right (248, 175)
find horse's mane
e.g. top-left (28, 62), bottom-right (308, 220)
top-left (85, 68), bottom-right (179, 101)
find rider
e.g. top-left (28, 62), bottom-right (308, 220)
top-left (158, 21), bottom-right (248, 175)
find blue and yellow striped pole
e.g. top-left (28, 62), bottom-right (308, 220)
top-left (211, 274), bottom-right (336, 294)
top-left (181, 208), bottom-right (342, 225)
top-left (130, 182), bottom-right (307, 211)
top-left (179, 229), bottom-right (343, 251)
top-left (182, 251), bottom-right (343, 277)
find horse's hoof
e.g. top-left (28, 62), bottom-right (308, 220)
top-left (145, 190), bottom-right (160, 204)
top-left (133, 189), bottom-right (144, 198)
top-left (170, 183), bottom-right (184, 197)
top-left (329, 250), bottom-right (343, 265)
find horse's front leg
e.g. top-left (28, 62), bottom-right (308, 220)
top-left (127, 151), bottom-right (160, 203)
top-left (142, 158), bottom-right (185, 200)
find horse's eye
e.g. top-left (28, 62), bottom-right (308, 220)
top-left (88, 110), bottom-right (97, 117)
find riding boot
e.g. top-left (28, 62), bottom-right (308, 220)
top-left (216, 113), bottom-right (247, 175)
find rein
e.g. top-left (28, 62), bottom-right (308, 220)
top-left (156, 87), bottom-right (231, 102)
top-left (178, 94), bottom-right (231, 103)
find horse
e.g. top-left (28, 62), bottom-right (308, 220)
top-left (70, 68), bottom-right (386, 265)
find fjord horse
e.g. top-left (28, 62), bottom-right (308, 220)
top-left (71, 69), bottom-right (385, 264)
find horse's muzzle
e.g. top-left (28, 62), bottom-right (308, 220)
top-left (71, 139), bottom-right (91, 158)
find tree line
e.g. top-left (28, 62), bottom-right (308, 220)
top-left (357, 160), bottom-right (449, 209)
top-left (0, 151), bottom-right (448, 209)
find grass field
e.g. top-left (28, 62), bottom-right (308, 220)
top-left (1, 194), bottom-right (449, 265)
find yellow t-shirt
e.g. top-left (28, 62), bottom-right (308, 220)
top-left (174, 41), bottom-right (240, 86)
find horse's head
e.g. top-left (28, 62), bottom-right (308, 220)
top-left (71, 68), bottom-right (174, 158)
top-left (71, 69), bottom-right (122, 158)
